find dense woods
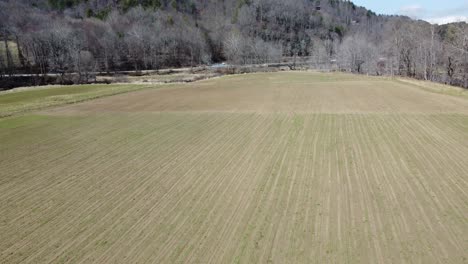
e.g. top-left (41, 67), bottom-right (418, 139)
top-left (0, 0), bottom-right (467, 87)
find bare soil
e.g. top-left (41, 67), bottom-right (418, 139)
top-left (48, 72), bottom-right (468, 115)
top-left (1, 72), bottom-right (467, 263)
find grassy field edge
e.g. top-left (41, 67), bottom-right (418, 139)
top-left (0, 84), bottom-right (159, 119)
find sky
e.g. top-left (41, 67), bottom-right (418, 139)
top-left (352, 0), bottom-right (468, 24)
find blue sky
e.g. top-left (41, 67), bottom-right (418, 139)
top-left (352, 0), bottom-right (468, 24)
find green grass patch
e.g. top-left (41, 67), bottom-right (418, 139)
top-left (0, 115), bottom-right (50, 129)
top-left (397, 78), bottom-right (468, 100)
top-left (0, 84), bottom-right (154, 118)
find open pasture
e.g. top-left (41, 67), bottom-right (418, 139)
top-left (1, 72), bottom-right (467, 263)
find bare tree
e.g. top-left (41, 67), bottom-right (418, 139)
top-left (2, 0), bottom-right (467, 89)
top-left (338, 34), bottom-right (377, 74)
top-left (223, 31), bottom-right (244, 64)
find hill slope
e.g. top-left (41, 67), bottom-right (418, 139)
top-left (1, 0), bottom-right (467, 87)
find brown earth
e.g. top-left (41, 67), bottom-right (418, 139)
top-left (1, 72), bottom-right (467, 263)
top-left (47, 72), bottom-right (468, 115)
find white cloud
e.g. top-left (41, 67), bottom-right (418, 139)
top-left (399, 4), bottom-right (426, 18)
top-left (398, 3), bottom-right (468, 24)
top-left (426, 15), bottom-right (468, 25)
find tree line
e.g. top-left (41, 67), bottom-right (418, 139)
top-left (0, 0), bottom-right (467, 87)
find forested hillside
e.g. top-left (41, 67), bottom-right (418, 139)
top-left (1, 0), bottom-right (467, 87)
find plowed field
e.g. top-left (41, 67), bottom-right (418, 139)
top-left (1, 72), bottom-right (467, 263)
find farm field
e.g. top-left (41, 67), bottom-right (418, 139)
top-left (0, 72), bottom-right (467, 263)
top-left (0, 83), bottom-right (154, 118)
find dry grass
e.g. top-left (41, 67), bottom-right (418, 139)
top-left (0, 41), bottom-right (19, 66)
top-left (1, 72), bottom-right (467, 263)
top-left (96, 72), bottom-right (219, 84)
